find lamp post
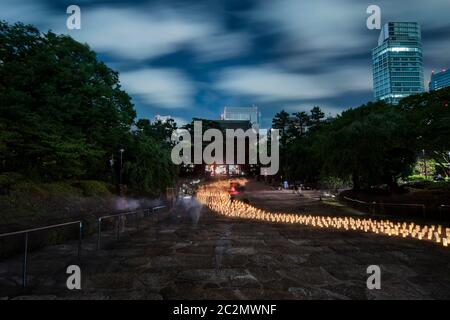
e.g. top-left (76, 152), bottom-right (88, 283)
top-left (109, 154), bottom-right (115, 185)
top-left (119, 148), bottom-right (125, 186)
top-left (422, 149), bottom-right (427, 179)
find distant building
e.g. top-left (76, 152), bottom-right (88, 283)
top-left (430, 69), bottom-right (450, 91)
top-left (372, 22), bottom-right (424, 104)
top-left (215, 120), bottom-right (252, 131)
top-left (204, 120), bottom-right (252, 177)
top-left (223, 106), bottom-right (260, 129)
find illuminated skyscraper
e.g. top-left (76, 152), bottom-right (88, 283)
top-left (372, 22), bottom-right (424, 104)
top-left (430, 69), bottom-right (450, 91)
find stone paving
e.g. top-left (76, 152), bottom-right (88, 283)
top-left (1, 183), bottom-right (450, 300)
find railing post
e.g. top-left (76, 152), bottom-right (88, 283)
top-left (97, 218), bottom-right (102, 250)
top-left (116, 216), bottom-right (120, 240)
top-left (78, 222), bottom-right (83, 258)
top-left (136, 212), bottom-right (139, 231)
top-left (371, 201), bottom-right (377, 215)
top-left (22, 232), bottom-right (28, 288)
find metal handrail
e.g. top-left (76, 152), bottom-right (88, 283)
top-left (372, 202), bottom-right (426, 217)
top-left (96, 205), bottom-right (167, 250)
top-left (0, 220), bottom-right (83, 288)
top-left (152, 205), bottom-right (167, 212)
top-left (343, 197), bottom-right (427, 217)
top-left (374, 202), bottom-right (425, 208)
top-left (151, 205), bottom-right (167, 222)
top-left (343, 196), bottom-right (368, 204)
top-left (439, 204), bottom-right (450, 219)
top-left (96, 209), bottom-right (145, 250)
top-left (0, 204), bottom-right (169, 288)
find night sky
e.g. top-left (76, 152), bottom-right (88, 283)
top-left (1, 0), bottom-right (449, 127)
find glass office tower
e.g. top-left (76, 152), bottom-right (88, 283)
top-left (372, 22), bottom-right (424, 104)
top-left (429, 69), bottom-right (450, 91)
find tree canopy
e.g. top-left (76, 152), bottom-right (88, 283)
top-left (0, 21), bottom-right (177, 194)
top-left (274, 89), bottom-right (450, 190)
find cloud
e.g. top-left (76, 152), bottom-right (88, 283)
top-left (62, 6), bottom-right (214, 61)
top-left (120, 68), bottom-right (195, 109)
top-left (67, 6), bottom-right (252, 62)
top-left (215, 65), bottom-right (372, 102)
top-left (216, 65), bottom-right (327, 101)
top-left (252, 0), bottom-right (371, 59)
top-left (251, 0), bottom-right (450, 83)
top-left (253, 0), bottom-right (450, 54)
top-left (2, 0), bottom-right (449, 126)
top-left (192, 31), bottom-right (251, 62)
top-left (0, 1), bottom-right (249, 62)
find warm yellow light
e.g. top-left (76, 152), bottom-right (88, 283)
top-left (197, 179), bottom-right (449, 248)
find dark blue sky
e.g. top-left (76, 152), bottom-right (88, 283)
top-left (1, 0), bottom-right (449, 127)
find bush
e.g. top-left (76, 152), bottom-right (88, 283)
top-left (406, 180), bottom-right (450, 192)
top-left (11, 181), bottom-right (48, 197)
top-left (404, 174), bottom-right (429, 182)
top-left (42, 182), bottom-right (81, 198)
top-left (423, 181), bottom-right (450, 192)
top-left (75, 180), bottom-right (111, 197)
top-left (319, 176), bottom-right (349, 190)
top-left (0, 172), bottom-right (24, 194)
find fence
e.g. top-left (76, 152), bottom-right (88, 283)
top-left (373, 202), bottom-right (426, 217)
top-left (150, 205), bottom-right (167, 222)
top-left (439, 205), bottom-right (450, 220)
top-left (0, 204), bottom-right (168, 288)
top-left (0, 221), bottom-right (82, 288)
top-left (96, 205), bottom-right (167, 250)
top-left (343, 197), bottom-right (447, 219)
top-left (343, 196), bottom-right (372, 212)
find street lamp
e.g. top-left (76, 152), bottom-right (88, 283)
top-left (119, 148), bottom-right (125, 186)
top-left (422, 149), bottom-right (427, 179)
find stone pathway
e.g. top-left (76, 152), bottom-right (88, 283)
top-left (1, 187), bottom-right (450, 299)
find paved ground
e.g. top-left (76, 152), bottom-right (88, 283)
top-left (241, 180), bottom-right (363, 216)
top-left (1, 181), bottom-right (450, 300)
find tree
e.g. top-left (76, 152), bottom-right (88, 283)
top-left (0, 21), bottom-right (178, 195)
top-left (321, 102), bottom-right (415, 190)
top-left (272, 88), bottom-right (450, 191)
top-left (294, 111), bottom-right (310, 136)
top-left (124, 133), bottom-right (177, 195)
top-left (272, 110), bottom-right (290, 145)
top-left (0, 21), bottom-right (136, 180)
top-left (287, 111), bottom-right (310, 141)
top-left (400, 88), bottom-right (450, 177)
top-left (137, 118), bottom-right (177, 147)
top-left (307, 106), bottom-right (325, 131)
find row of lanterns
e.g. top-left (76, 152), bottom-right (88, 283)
top-left (197, 179), bottom-right (449, 248)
